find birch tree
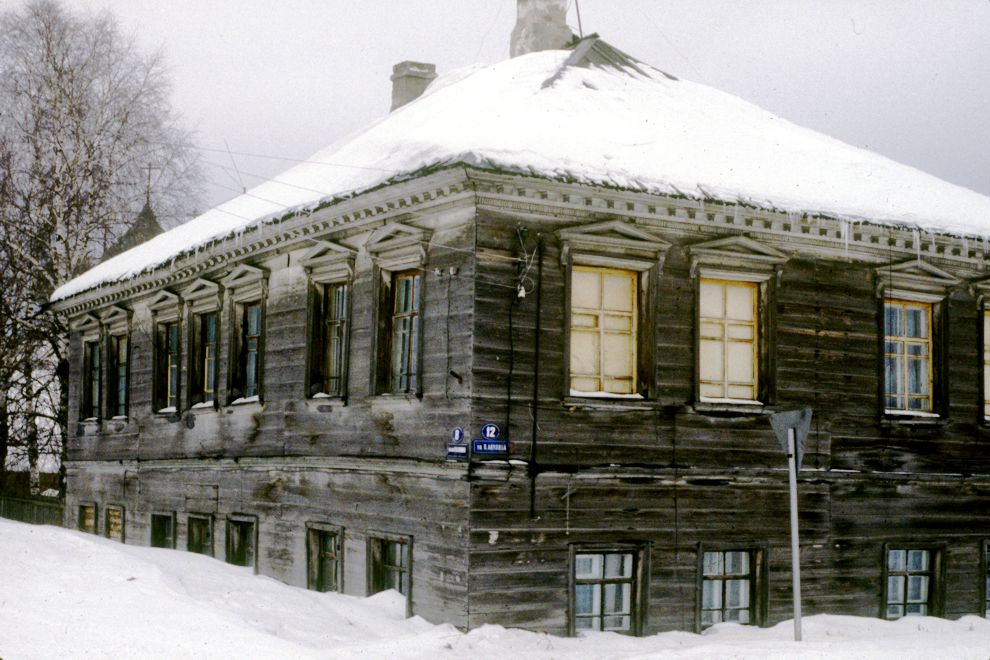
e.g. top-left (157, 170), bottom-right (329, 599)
top-left (0, 0), bottom-right (202, 494)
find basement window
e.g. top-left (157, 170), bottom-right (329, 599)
top-left (150, 513), bottom-right (176, 549)
top-left (225, 515), bottom-right (257, 570)
top-left (104, 505), bottom-right (125, 543)
top-left (78, 503), bottom-right (97, 534)
top-left (369, 536), bottom-right (410, 596)
top-left (983, 540), bottom-right (990, 617)
top-left (698, 547), bottom-right (766, 630)
top-left (307, 524), bottom-right (342, 593)
top-left (572, 550), bottom-right (637, 634)
top-left (883, 546), bottom-right (942, 619)
top-left (187, 514), bottom-right (213, 556)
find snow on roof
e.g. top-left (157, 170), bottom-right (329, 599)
top-left (52, 40), bottom-right (990, 302)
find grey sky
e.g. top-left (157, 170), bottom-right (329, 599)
top-left (62, 1), bottom-right (990, 216)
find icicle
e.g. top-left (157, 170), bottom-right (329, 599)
top-left (962, 236), bottom-right (969, 256)
top-left (912, 229), bottom-right (920, 261)
top-left (841, 219), bottom-right (849, 257)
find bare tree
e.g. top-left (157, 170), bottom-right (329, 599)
top-left (0, 0), bottom-right (202, 495)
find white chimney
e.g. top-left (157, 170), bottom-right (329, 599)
top-left (510, 0), bottom-right (573, 57)
top-left (390, 61), bottom-right (437, 111)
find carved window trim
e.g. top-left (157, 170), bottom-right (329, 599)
top-left (221, 266), bottom-right (268, 405)
top-left (302, 241), bottom-right (356, 400)
top-left (558, 220), bottom-right (670, 402)
top-left (875, 260), bottom-right (959, 420)
top-left (689, 236), bottom-right (788, 409)
top-left (182, 278), bottom-right (222, 410)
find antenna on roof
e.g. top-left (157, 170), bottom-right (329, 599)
top-left (574, 0), bottom-right (584, 38)
top-left (143, 163), bottom-right (160, 205)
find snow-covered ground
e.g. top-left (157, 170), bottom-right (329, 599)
top-left (1, 519), bottom-right (989, 659)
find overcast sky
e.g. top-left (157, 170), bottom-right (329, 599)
top-left (59, 1), bottom-right (990, 216)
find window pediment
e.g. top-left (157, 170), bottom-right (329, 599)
top-left (875, 260), bottom-right (960, 302)
top-left (689, 235), bottom-right (788, 280)
top-left (558, 219), bottom-right (670, 269)
top-left (71, 313), bottom-right (101, 334)
top-left (300, 240), bottom-right (357, 282)
top-left (366, 223), bottom-right (429, 271)
top-left (99, 305), bottom-right (131, 333)
top-left (181, 277), bottom-right (221, 313)
top-left (221, 264), bottom-right (267, 302)
top-left (148, 290), bottom-right (182, 321)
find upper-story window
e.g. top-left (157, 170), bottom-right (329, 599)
top-left (569, 267), bottom-right (638, 396)
top-left (311, 282), bottom-right (349, 397)
top-left (689, 236), bottom-right (788, 407)
top-left (389, 271), bottom-right (421, 393)
top-left (984, 314), bottom-right (990, 419)
top-left (558, 219), bottom-right (670, 400)
top-left (155, 321), bottom-right (181, 412)
top-left (222, 265), bottom-right (267, 404)
top-left (699, 279), bottom-right (758, 402)
top-left (82, 340), bottom-right (101, 419)
top-left (884, 300), bottom-right (932, 413)
top-left (192, 311), bottom-right (219, 405)
top-left (108, 334), bottom-right (129, 418)
top-left (875, 260), bottom-right (958, 418)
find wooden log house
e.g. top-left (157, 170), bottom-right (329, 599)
top-left (50, 4), bottom-right (990, 636)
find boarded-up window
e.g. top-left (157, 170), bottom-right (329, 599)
top-left (105, 506), bottom-right (125, 542)
top-left (307, 527), bottom-right (341, 592)
top-left (310, 282), bottom-right (348, 397)
top-left (78, 504), bottom-right (96, 534)
top-left (226, 518), bottom-right (256, 568)
top-left (701, 550), bottom-right (753, 627)
top-left (151, 513), bottom-right (175, 549)
top-left (570, 267), bottom-right (637, 395)
top-left (187, 515), bottom-right (213, 556)
top-left (699, 279), bottom-right (758, 401)
top-left (884, 301), bottom-right (932, 412)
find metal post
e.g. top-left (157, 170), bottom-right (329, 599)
top-left (787, 428), bottom-right (803, 641)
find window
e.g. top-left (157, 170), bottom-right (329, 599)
top-left (107, 334), bottom-right (129, 418)
top-left (230, 302), bottom-right (263, 402)
top-left (573, 551), bottom-right (636, 633)
top-left (388, 271), bottom-right (421, 394)
top-left (78, 504), bottom-right (97, 534)
top-left (307, 525), bottom-right (341, 592)
top-left (150, 513), bottom-right (175, 549)
top-left (155, 321), bottom-right (180, 412)
top-left (884, 547), bottom-right (941, 619)
top-left (309, 282), bottom-right (349, 397)
top-left (884, 301), bottom-right (933, 413)
top-left (983, 313), bottom-right (990, 419)
top-left (82, 341), bottom-right (101, 419)
top-left (569, 267), bottom-right (637, 395)
top-left (187, 514), bottom-right (213, 556)
top-left (190, 312), bottom-right (219, 406)
top-left (699, 549), bottom-right (765, 629)
top-left (226, 516), bottom-right (256, 569)
top-left (699, 279), bottom-right (758, 402)
top-left (369, 536), bottom-right (410, 597)
top-left (983, 541), bottom-right (990, 617)
top-left (105, 505), bottom-right (125, 543)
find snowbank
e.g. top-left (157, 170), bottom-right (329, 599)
top-left (52, 46), bottom-right (990, 302)
top-left (2, 519), bottom-right (989, 659)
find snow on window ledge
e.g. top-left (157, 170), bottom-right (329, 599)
top-left (82, 417), bottom-right (99, 423)
top-left (311, 392), bottom-right (336, 399)
top-left (698, 397), bottom-right (763, 406)
top-left (156, 406), bottom-right (177, 414)
top-left (110, 415), bottom-right (128, 421)
top-left (884, 409), bottom-right (940, 419)
top-left (230, 395), bottom-right (260, 406)
top-left (191, 401), bottom-right (216, 410)
top-left (569, 389), bottom-right (644, 400)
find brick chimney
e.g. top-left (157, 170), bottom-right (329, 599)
top-left (510, 0), bottom-right (573, 57)
top-left (390, 61), bottom-right (437, 111)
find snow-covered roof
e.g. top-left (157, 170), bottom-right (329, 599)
top-left (52, 38), bottom-right (990, 302)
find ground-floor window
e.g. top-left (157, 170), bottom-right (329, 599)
top-left (307, 524), bottom-right (342, 593)
top-left (700, 548), bottom-right (764, 629)
top-left (150, 513), bottom-right (175, 549)
top-left (573, 551), bottom-right (635, 632)
top-left (187, 514), bottom-right (213, 556)
top-left (884, 546), bottom-right (941, 619)
top-left (78, 503), bottom-right (97, 534)
top-left (984, 541), bottom-right (990, 617)
top-left (369, 535), bottom-right (411, 598)
top-left (105, 505), bottom-right (125, 542)
top-left (226, 516), bottom-right (257, 569)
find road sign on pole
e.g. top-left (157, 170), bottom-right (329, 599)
top-left (769, 408), bottom-right (812, 643)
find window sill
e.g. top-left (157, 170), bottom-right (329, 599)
top-left (229, 395), bottom-right (261, 406)
top-left (882, 410), bottom-right (944, 427)
top-left (156, 406), bottom-right (177, 415)
top-left (563, 395), bottom-right (655, 411)
top-left (692, 399), bottom-right (767, 415)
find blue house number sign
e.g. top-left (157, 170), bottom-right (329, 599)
top-left (480, 423), bottom-right (500, 439)
top-left (474, 423), bottom-right (507, 455)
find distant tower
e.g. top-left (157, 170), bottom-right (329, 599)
top-left (101, 200), bottom-right (165, 261)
